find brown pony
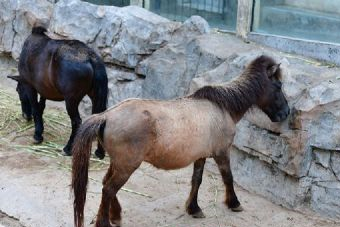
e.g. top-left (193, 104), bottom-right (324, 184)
top-left (71, 55), bottom-right (290, 227)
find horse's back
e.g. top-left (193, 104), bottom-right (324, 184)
top-left (19, 34), bottom-right (100, 100)
top-left (102, 98), bottom-right (236, 170)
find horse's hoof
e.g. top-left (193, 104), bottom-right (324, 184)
top-left (112, 219), bottom-right (121, 227)
top-left (33, 135), bottom-right (43, 144)
top-left (62, 150), bottom-right (72, 156)
top-left (62, 147), bottom-right (72, 156)
top-left (95, 221), bottom-right (113, 227)
top-left (191, 210), bottom-right (205, 218)
top-left (231, 205), bottom-right (244, 212)
top-left (22, 113), bottom-right (32, 121)
top-left (95, 149), bottom-right (105, 160)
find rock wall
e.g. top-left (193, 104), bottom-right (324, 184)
top-left (1, 0), bottom-right (340, 219)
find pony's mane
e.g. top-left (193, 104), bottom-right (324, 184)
top-left (32, 26), bottom-right (47, 35)
top-left (190, 55), bottom-right (278, 118)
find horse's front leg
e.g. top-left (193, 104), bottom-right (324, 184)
top-left (213, 149), bottom-right (243, 212)
top-left (25, 87), bottom-right (45, 144)
top-left (63, 99), bottom-right (81, 155)
top-left (186, 158), bottom-right (206, 218)
top-left (35, 97), bottom-right (46, 143)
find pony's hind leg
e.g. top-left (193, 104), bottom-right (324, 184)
top-left (109, 196), bottom-right (122, 226)
top-left (90, 95), bottom-right (106, 159)
top-left (186, 158), bottom-right (206, 218)
top-left (96, 162), bottom-right (138, 227)
top-left (213, 151), bottom-right (243, 212)
top-left (63, 98), bottom-right (82, 155)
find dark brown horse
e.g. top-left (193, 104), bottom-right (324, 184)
top-left (71, 55), bottom-right (290, 227)
top-left (8, 26), bottom-right (108, 158)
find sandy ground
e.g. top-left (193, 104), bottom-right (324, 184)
top-left (0, 74), bottom-right (339, 227)
top-left (1, 148), bottom-right (340, 227)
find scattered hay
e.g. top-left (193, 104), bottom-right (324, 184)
top-left (0, 88), bottom-right (106, 168)
top-left (0, 89), bottom-right (70, 143)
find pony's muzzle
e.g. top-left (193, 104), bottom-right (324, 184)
top-left (274, 106), bottom-right (290, 122)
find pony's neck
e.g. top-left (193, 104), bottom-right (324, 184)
top-left (223, 74), bottom-right (264, 123)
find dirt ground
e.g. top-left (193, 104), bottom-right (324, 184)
top-left (0, 78), bottom-right (339, 227)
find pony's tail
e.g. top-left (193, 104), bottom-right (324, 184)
top-left (71, 115), bottom-right (106, 227)
top-left (91, 58), bottom-right (108, 114)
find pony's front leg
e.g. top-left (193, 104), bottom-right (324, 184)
top-left (213, 150), bottom-right (243, 212)
top-left (25, 87), bottom-right (44, 144)
top-left (186, 158), bottom-right (206, 218)
top-left (34, 97), bottom-right (46, 143)
top-left (63, 99), bottom-right (81, 155)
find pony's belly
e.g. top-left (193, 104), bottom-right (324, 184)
top-left (146, 158), bottom-right (193, 170)
top-left (37, 88), bottom-right (64, 101)
top-left (144, 147), bottom-right (208, 170)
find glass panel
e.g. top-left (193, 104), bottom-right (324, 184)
top-left (253, 0), bottom-right (340, 44)
top-left (83, 0), bottom-right (130, 6)
top-left (149, 0), bottom-right (238, 31)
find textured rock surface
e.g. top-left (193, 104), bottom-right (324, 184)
top-left (1, 0), bottom-right (340, 220)
top-left (0, 0), bottom-right (53, 59)
top-left (50, 0), bottom-right (181, 68)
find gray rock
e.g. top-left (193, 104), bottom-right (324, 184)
top-left (50, 0), bottom-right (180, 68)
top-left (0, 0), bottom-right (17, 54)
top-left (0, 0), bottom-right (53, 59)
top-left (331, 152), bottom-right (340, 180)
top-left (50, 0), bottom-right (104, 43)
top-left (231, 147), bottom-right (311, 208)
top-left (313, 148), bottom-right (331, 169)
top-left (311, 184), bottom-right (340, 219)
top-left (308, 162), bottom-right (337, 182)
top-left (137, 43), bottom-right (187, 99)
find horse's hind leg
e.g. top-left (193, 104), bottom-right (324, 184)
top-left (213, 150), bottom-right (243, 212)
top-left (63, 98), bottom-right (81, 155)
top-left (96, 162), bottom-right (139, 227)
top-left (90, 96), bottom-right (106, 159)
top-left (186, 158), bottom-right (206, 218)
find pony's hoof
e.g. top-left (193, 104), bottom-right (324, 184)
top-left (62, 150), bottom-right (72, 156)
top-left (33, 135), bottom-right (43, 144)
top-left (22, 113), bottom-right (32, 121)
top-left (231, 205), bottom-right (243, 212)
top-left (95, 149), bottom-right (105, 159)
top-left (62, 145), bottom-right (72, 156)
top-left (191, 210), bottom-right (205, 218)
top-left (112, 219), bottom-right (121, 227)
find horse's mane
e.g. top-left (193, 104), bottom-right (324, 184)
top-left (32, 26), bottom-right (47, 35)
top-left (189, 55), bottom-right (278, 117)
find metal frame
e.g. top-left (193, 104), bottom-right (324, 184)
top-left (236, 0), bottom-right (340, 66)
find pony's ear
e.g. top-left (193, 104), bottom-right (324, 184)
top-left (7, 75), bottom-right (23, 82)
top-left (267, 63), bottom-right (281, 78)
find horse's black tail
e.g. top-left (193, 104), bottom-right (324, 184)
top-left (91, 58), bottom-right (108, 114)
top-left (72, 114), bottom-right (106, 227)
